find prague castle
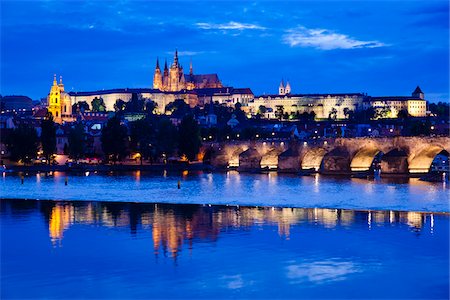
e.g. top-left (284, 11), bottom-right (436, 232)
top-left (42, 50), bottom-right (427, 123)
top-left (153, 50), bottom-right (222, 91)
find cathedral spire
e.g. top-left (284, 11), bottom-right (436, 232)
top-left (156, 57), bottom-right (160, 70)
top-left (189, 58), bottom-right (193, 75)
top-left (173, 49), bottom-right (179, 66)
top-left (59, 75), bottom-right (63, 85)
top-left (53, 74), bottom-right (57, 86)
top-left (164, 59), bottom-right (168, 71)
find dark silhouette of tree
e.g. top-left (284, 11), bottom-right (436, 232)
top-left (165, 99), bottom-right (190, 116)
top-left (125, 93), bottom-right (144, 113)
top-left (144, 100), bottom-right (157, 115)
top-left (397, 109), bottom-right (410, 120)
top-left (129, 118), bottom-right (154, 162)
top-left (178, 115), bottom-right (201, 161)
top-left (5, 124), bottom-right (39, 163)
top-left (328, 107), bottom-right (337, 120)
top-left (429, 102), bottom-right (449, 120)
top-left (155, 118), bottom-right (178, 158)
top-left (258, 105), bottom-right (267, 114)
top-left (91, 97), bottom-right (106, 112)
top-left (68, 122), bottom-right (85, 161)
top-left (114, 99), bottom-right (126, 112)
top-left (275, 105), bottom-right (284, 121)
top-left (101, 117), bottom-right (128, 163)
top-left (72, 101), bottom-right (90, 114)
top-left (40, 113), bottom-right (56, 164)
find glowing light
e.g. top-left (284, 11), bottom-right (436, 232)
top-left (303, 141), bottom-right (307, 146)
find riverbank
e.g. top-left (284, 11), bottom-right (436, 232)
top-left (3, 162), bottom-right (214, 173)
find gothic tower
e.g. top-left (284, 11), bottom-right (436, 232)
top-left (163, 59), bottom-right (169, 91)
top-left (153, 58), bottom-right (163, 90)
top-left (279, 79), bottom-right (285, 95)
top-left (285, 81), bottom-right (291, 94)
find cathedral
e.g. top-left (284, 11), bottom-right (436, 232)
top-left (153, 50), bottom-right (223, 92)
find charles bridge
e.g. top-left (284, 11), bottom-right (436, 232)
top-left (206, 136), bottom-right (450, 175)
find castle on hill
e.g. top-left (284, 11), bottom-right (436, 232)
top-left (153, 50), bottom-right (223, 92)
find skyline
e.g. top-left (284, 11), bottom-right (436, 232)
top-left (1, 1), bottom-right (449, 102)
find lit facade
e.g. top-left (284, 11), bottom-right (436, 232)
top-left (153, 50), bottom-right (223, 92)
top-left (47, 74), bottom-right (73, 123)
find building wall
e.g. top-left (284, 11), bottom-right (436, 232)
top-left (249, 94), bottom-right (364, 119)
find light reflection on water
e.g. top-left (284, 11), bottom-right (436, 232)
top-left (1, 171), bottom-right (448, 212)
top-left (1, 199), bottom-right (449, 299)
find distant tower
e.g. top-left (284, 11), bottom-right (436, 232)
top-left (412, 86), bottom-right (424, 99)
top-left (163, 59), bottom-right (169, 91)
top-left (153, 58), bottom-right (163, 90)
top-left (285, 80), bottom-right (291, 94)
top-left (279, 79), bottom-right (285, 95)
top-left (189, 58), bottom-right (193, 75)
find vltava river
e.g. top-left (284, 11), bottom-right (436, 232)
top-left (1, 199), bottom-right (448, 299)
top-left (1, 171), bottom-right (448, 212)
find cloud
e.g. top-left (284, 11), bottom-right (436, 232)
top-left (165, 51), bottom-right (205, 56)
top-left (283, 27), bottom-right (386, 50)
top-left (196, 21), bottom-right (266, 31)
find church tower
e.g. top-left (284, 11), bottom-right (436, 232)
top-left (279, 80), bottom-right (285, 95)
top-left (285, 81), bottom-right (291, 94)
top-left (47, 74), bottom-right (62, 123)
top-left (412, 86), bottom-right (424, 99)
top-left (153, 58), bottom-right (163, 90)
top-left (47, 74), bottom-right (72, 124)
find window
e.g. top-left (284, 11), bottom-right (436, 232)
top-left (56, 112), bottom-right (59, 117)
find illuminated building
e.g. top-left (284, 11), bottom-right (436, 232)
top-left (46, 74), bottom-right (73, 124)
top-left (153, 50), bottom-right (223, 92)
top-left (249, 84), bottom-right (427, 119)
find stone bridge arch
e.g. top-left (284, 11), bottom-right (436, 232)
top-left (350, 147), bottom-right (382, 172)
top-left (409, 145), bottom-right (449, 173)
top-left (238, 148), bottom-right (262, 171)
top-left (301, 147), bottom-right (328, 171)
top-left (321, 147), bottom-right (352, 174)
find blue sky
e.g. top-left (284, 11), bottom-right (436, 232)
top-left (1, 1), bottom-right (448, 102)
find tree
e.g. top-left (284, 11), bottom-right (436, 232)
top-left (328, 107), bottom-right (337, 120)
top-left (114, 99), bottom-right (126, 112)
top-left (5, 124), bottom-right (39, 163)
top-left (155, 118), bottom-right (178, 158)
top-left (101, 117), bottom-right (128, 163)
top-left (41, 113), bottom-right (56, 164)
top-left (275, 105), bottom-right (284, 121)
top-left (397, 109), bottom-right (409, 120)
top-left (91, 97), bottom-right (106, 112)
top-left (128, 118), bottom-right (154, 161)
top-left (125, 93), bottom-right (144, 113)
top-left (258, 105), bottom-right (267, 115)
top-left (429, 102), bottom-right (449, 120)
top-left (72, 101), bottom-right (90, 114)
top-left (68, 122), bottom-right (85, 161)
top-left (165, 99), bottom-right (190, 116)
top-left (178, 115), bottom-right (201, 161)
top-left (144, 100), bottom-right (157, 115)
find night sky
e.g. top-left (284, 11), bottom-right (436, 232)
top-left (1, 1), bottom-right (448, 102)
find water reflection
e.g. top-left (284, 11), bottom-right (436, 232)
top-left (1, 199), bottom-right (442, 259)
